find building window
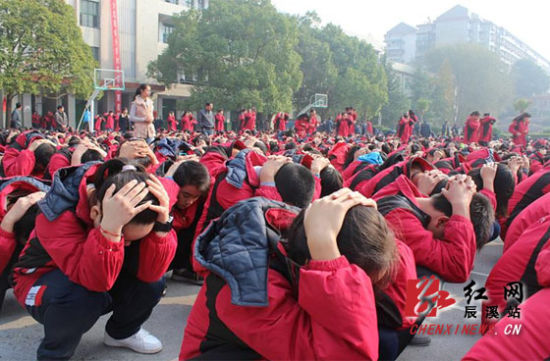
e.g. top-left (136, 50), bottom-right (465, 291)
top-left (161, 24), bottom-right (174, 43)
top-left (90, 46), bottom-right (99, 61)
top-left (198, 0), bottom-right (205, 9)
top-left (80, 0), bottom-right (99, 28)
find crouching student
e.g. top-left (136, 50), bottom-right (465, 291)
top-left (375, 174), bottom-right (494, 283)
top-left (0, 178), bottom-right (50, 311)
top-left (12, 159), bottom-right (177, 361)
top-left (1, 132), bottom-right (56, 178)
top-left (463, 249), bottom-right (550, 361)
top-left (180, 188), bottom-right (397, 360)
top-left (160, 159), bottom-right (211, 284)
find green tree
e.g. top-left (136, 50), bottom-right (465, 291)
top-left (416, 98), bottom-right (431, 121)
top-left (513, 98), bottom-right (532, 113)
top-left (423, 44), bottom-right (513, 123)
top-left (430, 59), bottom-right (456, 127)
top-left (148, 0), bottom-right (302, 121)
top-left (511, 59), bottom-right (550, 98)
top-left (293, 12), bottom-right (338, 116)
top-left (316, 24), bottom-right (387, 119)
top-left (410, 68), bottom-right (434, 111)
top-left (380, 59), bottom-right (410, 127)
top-left (0, 0), bottom-right (96, 126)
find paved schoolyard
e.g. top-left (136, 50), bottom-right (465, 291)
top-left (0, 241), bottom-right (502, 361)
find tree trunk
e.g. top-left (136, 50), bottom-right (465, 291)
top-left (4, 94), bottom-right (14, 129)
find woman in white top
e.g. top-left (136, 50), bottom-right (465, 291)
top-left (129, 84), bottom-right (155, 142)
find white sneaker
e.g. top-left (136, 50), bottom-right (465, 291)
top-left (104, 328), bottom-right (163, 354)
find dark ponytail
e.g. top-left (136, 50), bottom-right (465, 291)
top-left (134, 84), bottom-right (149, 101)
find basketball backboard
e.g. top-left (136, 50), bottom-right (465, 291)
top-left (312, 93), bottom-right (328, 108)
top-left (94, 68), bottom-right (125, 91)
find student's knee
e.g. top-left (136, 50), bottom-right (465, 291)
top-left (133, 278), bottom-right (166, 305)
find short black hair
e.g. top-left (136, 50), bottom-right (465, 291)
top-left (16, 103), bottom-right (21, 109)
top-left (81, 149), bottom-right (104, 163)
top-left (274, 163), bottom-right (315, 208)
top-left (57, 105), bottom-right (63, 110)
top-left (432, 193), bottom-right (494, 249)
top-left (320, 166), bottom-right (343, 197)
top-left (468, 164), bottom-right (514, 218)
top-left (172, 161), bottom-right (210, 194)
top-left (33, 143), bottom-right (56, 174)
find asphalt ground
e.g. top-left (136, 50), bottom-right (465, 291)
top-left (0, 240), bottom-right (502, 361)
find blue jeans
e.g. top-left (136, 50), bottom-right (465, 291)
top-left (25, 269), bottom-right (165, 361)
top-left (201, 128), bottom-right (213, 136)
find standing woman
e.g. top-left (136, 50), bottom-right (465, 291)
top-left (130, 84), bottom-right (155, 143)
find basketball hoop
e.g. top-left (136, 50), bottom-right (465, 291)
top-left (94, 68), bottom-right (125, 91)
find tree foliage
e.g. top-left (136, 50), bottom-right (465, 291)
top-left (423, 44), bottom-right (513, 123)
top-left (149, 0), bottom-right (302, 116)
top-left (380, 58), bottom-right (410, 126)
top-left (0, 0), bottom-right (96, 120)
top-left (150, 1), bottom-right (387, 120)
top-left (513, 98), bottom-right (531, 113)
top-left (430, 59), bottom-right (456, 126)
top-left (510, 59), bottom-right (550, 98)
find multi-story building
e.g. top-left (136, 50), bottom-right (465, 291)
top-left (67, 0), bottom-right (208, 124)
top-left (4, 0), bottom-right (207, 127)
top-left (384, 22), bottom-right (417, 64)
top-left (385, 5), bottom-right (550, 72)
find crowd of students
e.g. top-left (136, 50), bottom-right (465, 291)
top-left (0, 102), bottom-right (549, 361)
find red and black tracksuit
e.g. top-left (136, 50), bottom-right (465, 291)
top-left (504, 166), bottom-right (550, 239)
top-left (504, 192), bottom-right (550, 253)
top-left (12, 164), bottom-right (177, 360)
top-left (482, 217), bottom-right (550, 329)
top-left (374, 175), bottom-right (476, 283)
top-left (464, 244), bottom-right (550, 360)
top-left (1, 132), bottom-right (48, 178)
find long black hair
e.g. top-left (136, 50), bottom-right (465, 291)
top-left (133, 84), bottom-right (149, 101)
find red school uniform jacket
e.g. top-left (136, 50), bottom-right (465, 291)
top-left (214, 113), bottom-right (225, 132)
top-left (374, 175), bottom-right (476, 283)
top-left (509, 119), bottom-right (529, 147)
top-left (167, 114), bottom-right (178, 132)
top-left (478, 115), bottom-right (495, 143)
top-left (12, 163), bottom-right (178, 307)
top-left (463, 116), bottom-right (480, 144)
top-left (0, 178), bottom-right (51, 274)
top-left (504, 166), bottom-right (550, 239)
top-left (504, 192), bottom-right (550, 253)
top-left (481, 218), bottom-right (550, 329)
top-left (180, 256), bottom-right (380, 361)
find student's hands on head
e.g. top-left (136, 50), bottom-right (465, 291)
top-left (507, 156), bottom-right (522, 174)
top-left (260, 155), bottom-right (290, 184)
top-left (416, 169), bottom-right (447, 195)
top-left (28, 139), bottom-right (55, 152)
top-left (480, 162), bottom-right (498, 191)
top-left (146, 174), bottom-right (171, 225)
top-left (1, 192), bottom-right (45, 233)
top-left (441, 174), bottom-right (476, 219)
top-left (304, 188), bottom-right (376, 261)
top-left (100, 180), bottom-right (151, 241)
top-left (309, 154), bottom-right (331, 175)
top-left (165, 155), bottom-right (199, 178)
top-left (118, 140), bottom-right (149, 159)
